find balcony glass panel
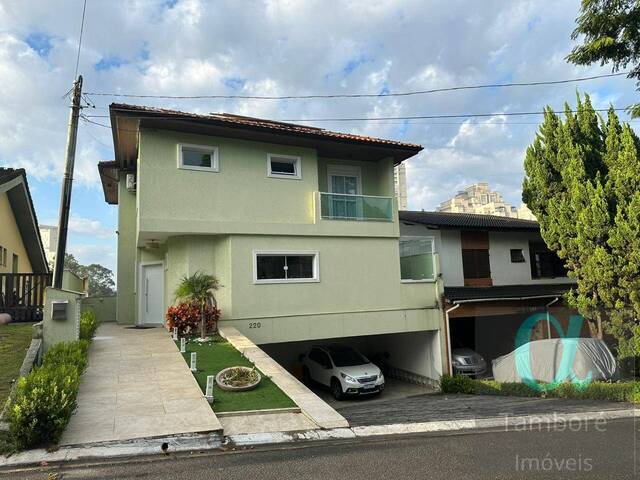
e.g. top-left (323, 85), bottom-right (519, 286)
top-left (319, 192), bottom-right (393, 221)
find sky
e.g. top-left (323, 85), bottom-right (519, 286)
top-left (0, 0), bottom-right (638, 274)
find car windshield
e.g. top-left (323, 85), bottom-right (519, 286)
top-left (328, 347), bottom-right (368, 367)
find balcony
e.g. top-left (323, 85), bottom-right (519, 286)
top-left (318, 192), bottom-right (394, 221)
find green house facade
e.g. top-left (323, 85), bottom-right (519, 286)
top-left (99, 105), bottom-right (445, 383)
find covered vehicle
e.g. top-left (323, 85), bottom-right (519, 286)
top-left (492, 338), bottom-right (618, 384)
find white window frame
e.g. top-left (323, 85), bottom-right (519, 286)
top-left (177, 143), bottom-right (219, 172)
top-left (326, 164), bottom-right (362, 194)
top-left (267, 153), bottom-right (302, 179)
top-left (399, 235), bottom-right (437, 283)
top-left (253, 250), bottom-right (320, 284)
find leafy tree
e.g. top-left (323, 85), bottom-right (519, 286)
top-left (174, 271), bottom-right (221, 338)
top-left (62, 253), bottom-right (115, 297)
top-left (523, 94), bottom-right (640, 366)
top-left (567, 0), bottom-right (640, 116)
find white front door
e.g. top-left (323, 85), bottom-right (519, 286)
top-left (140, 264), bottom-right (163, 325)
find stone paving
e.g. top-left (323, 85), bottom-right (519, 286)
top-left (336, 392), bottom-right (635, 427)
top-left (61, 323), bottom-right (222, 445)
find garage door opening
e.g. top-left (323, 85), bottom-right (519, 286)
top-left (261, 330), bottom-right (442, 406)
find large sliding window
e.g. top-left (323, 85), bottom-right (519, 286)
top-left (254, 251), bottom-right (319, 284)
top-left (399, 237), bottom-right (436, 281)
top-left (529, 242), bottom-right (567, 278)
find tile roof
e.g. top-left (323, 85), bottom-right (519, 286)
top-left (444, 284), bottom-right (572, 302)
top-left (110, 103), bottom-right (423, 150)
top-left (399, 210), bottom-right (540, 231)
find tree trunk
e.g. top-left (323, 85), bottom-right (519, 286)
top-left (200, 301), bottom-right (206, 339)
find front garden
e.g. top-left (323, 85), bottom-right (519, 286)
top-left (177, 337), bottom-right (295, 413)
top-left (0, 324), bottom-right (34, 408)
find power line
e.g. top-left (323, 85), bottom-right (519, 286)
top-left (73, 0), bottom-right (88, 79)
top-left (83, 71), bottom-right (629, 101)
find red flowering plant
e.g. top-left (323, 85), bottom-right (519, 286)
top-left (166, 301), bottom-right (221, 337)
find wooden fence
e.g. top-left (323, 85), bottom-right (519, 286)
top-left (0, 273), bottom-right (52, 322)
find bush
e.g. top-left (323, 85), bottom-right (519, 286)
top-left (79, 309), bottom-right (99, 341)
top-left (8, 364), bottom-right (80, 449)
top-left (440, 374), bottom-right (638, 403)
top-left (42, 341), bottom-right (90, 374)
top-left (166, 301), bottom-right (221, 336)
top-left (7, 339), bottom-right (90, 450)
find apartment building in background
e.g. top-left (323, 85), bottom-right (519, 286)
top-left (393, 163), bottom-right (408, 210)
top-left (39, 224), bottom-right (59, 264)
top-left (437, 182), bottom-right (536, 220)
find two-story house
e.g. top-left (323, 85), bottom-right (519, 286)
top-left (98, 104), bottom-right (444, 386)
top-left (399, 211), bottom-right (590, 375)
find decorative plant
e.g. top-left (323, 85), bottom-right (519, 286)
top-left (174, 272), bottom-right (221, 338)
top-left (166, 301), bottom-right (221, 336)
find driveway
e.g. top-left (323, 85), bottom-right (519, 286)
top-left (336, 392), bottom-right (633, 427)
top-left (61, 323), bottom-right (222, 445)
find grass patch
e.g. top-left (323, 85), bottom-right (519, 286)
top-left (178, 339), bottom-right (295, 413)
top-left (441, 374), bottom-right (639, 403)
top-left (0, 324), bottom-right (33, 407)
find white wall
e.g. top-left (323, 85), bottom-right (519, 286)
top-left (399, 223), bottom-right (573, 287)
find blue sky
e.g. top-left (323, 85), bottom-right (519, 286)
top-left (0, 0), bottom-right (637, 274)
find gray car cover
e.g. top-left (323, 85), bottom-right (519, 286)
top-left (492, 338), bottom-right (618, 383)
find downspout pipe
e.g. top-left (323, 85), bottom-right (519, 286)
top-left (444, 302), bottom-right (461, 375)
top-left (545, 297), bottom-right (560, 339)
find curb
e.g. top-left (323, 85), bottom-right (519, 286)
top-left (1, 408), bottom-right (636, 469)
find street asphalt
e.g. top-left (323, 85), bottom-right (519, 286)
top-left (4, 417), bottom-right (638, 479)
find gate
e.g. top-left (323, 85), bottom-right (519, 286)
top-left (0, 273), bottom-right (52, 322)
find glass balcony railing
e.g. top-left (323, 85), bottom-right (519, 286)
top-left (319, 192), bottom-right (394, 221)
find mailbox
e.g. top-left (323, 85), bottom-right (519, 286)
top-left (51, 300), bottom-right (68, 321)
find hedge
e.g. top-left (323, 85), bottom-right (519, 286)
top-left (6, 334), bottom-right (96, 450)
top-left (440, 374), bottom-right (639, 403)
top-left (79, 310), bottom-right (99, 341)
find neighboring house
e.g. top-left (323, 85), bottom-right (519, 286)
top-left (399, 211), bottom-right (589, 374)
top-left (0, 168), bottom-right (51, 321)
top-left (39, 224), bottom-right (59, 264)
top-left (437, 182), bottom-right (536, 220)
top-left (98, 104), bottom-right (445, 385)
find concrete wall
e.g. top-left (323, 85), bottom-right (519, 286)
top-left (42, 287), bottom-right (81, 352)
top-left (0, 192), bottom-right (33, 274)
top-left (81, 295), bottom-right (117, 323)
top-left (117, 175), bottom-right (137, 324)
top-left (62, 269), bottom-right (86, 293)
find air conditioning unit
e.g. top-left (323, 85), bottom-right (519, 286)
top-left (126, 173), bottom-right (136, 193)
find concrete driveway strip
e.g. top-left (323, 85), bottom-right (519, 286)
top-left (61, 323), bottom-right (222, 446)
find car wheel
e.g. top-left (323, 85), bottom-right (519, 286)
top-left (331, 378), bottom-right (344, 400)
top-left (302, 367), bottom-right (311, 385)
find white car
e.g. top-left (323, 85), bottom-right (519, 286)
top-left (301, 345), bottom-right (385, 400)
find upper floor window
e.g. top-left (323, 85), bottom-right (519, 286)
top-left (178, 144), bottom-right (219, 172)
top-left (0, 246), bottom-right (6, 267)
top-left (400, 236), bottom-right (436, 282)
top-left (462, 249), bottom-right (491, 280)
top-left (510, 249), bottom-right (525, 263)
top-left (254, 251), bottom-right (319, 284)
top-left (267, 154), bottom-right (301, 179)
top-left (529, 242), bottom-right (567, 278)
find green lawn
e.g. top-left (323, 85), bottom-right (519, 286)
top-left (0, 324), bottom-right (33, 408)
top-left (177, 339), bottom-right (296, 413)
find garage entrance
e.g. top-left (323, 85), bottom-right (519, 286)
top-left (261, 330), bottom-right (442, 407)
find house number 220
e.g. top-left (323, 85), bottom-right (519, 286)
top-left (249, 322), bottom-right (261, 329)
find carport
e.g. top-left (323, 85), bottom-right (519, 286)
top-left (443, 284), bottom-right (588, 376)
top-left (261, 329), bottom-right (442, 404)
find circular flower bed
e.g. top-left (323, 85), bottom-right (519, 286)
top-left (216, 366), bottom-right (261, 391)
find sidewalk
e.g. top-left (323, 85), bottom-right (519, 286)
top-left (61, 324), bottom-right (222, 445)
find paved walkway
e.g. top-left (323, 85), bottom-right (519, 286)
top-left (61, 324), bottom-right (222, 445)
top-left (337, 393), bottom-right (634, 427)
top-left (219, 325), bottom-right (348, 429)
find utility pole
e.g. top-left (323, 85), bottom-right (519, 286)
top-left (53, 75), bottom-right (83, 288)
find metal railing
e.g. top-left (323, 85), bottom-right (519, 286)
top-left (319, 192), bottom-right (393, 221)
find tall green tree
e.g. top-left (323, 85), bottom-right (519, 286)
top-left (61, 253), bottom-right (115, 297)
top-left (174, 271), bottom-right (220, 338)
top-left (567, 0), bottom-right (640, 116)
top-left (523, 94), bottom-right (640, 364)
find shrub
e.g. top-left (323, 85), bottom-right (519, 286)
top-left (166, 301), bottom-right (221, 336)
top-left (8, 364), bottom-right (80, 449)
top-left (43, 340), bottom-right (90, 374)
top-left (440, 374), bottom-right (477, 394)
top-left (79, 309), bottom-right (99, 341)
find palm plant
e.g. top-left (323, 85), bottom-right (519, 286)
top-left (174, 271), bottom-right (221, 338)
